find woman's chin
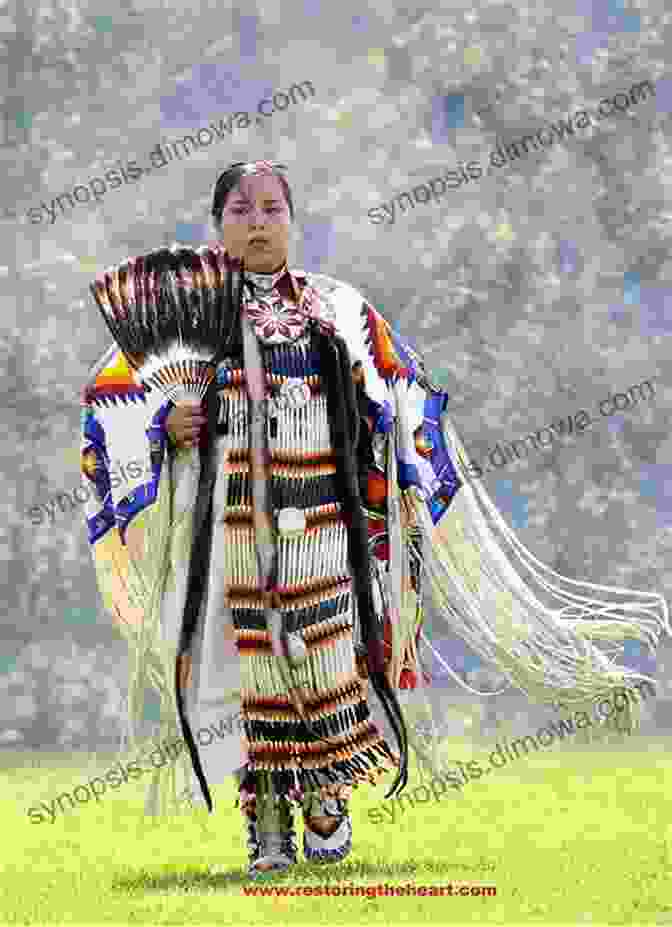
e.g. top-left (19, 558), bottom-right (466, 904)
top-left (245, 255), bottom-right (287, 273)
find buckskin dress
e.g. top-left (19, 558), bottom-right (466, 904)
top-left (80, 251), bottom-right (670, 827)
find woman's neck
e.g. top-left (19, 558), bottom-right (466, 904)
top-left (245, 259), bottom-right (288, 276)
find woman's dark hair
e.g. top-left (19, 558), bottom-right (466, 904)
top-left (211, 161), bottom-right (294, 226)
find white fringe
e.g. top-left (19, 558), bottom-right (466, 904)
top-left (400, 404), bottom-right (669, 710)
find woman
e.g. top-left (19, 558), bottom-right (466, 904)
top-left (80, 160), bottom-right (669, 878)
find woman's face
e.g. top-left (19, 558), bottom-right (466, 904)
top-left (217, 173), bottom-right (291, 273)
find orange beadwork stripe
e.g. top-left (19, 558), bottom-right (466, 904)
top-left (269, 450), bottom-right (337, 466)
top-left (236, 618), bottom-right (352, 654)
top-left (222, 506), bottom-right (253, 525)
top-left (301, 616), bottom-right (351, 644)
top-left (225, 592), bottom-right (267, 609)
top-left (247, 752), bottom-right (397, 786)
top-left (223, 454), bottom-right (250, 469)
top-left (218, 372), bottom-right (324, 392)
top-left (223, 453), bottom-right (337, 471)
top-left (271, 574), bottom-right (351, 602)
top-left (248, 721), bottom-right (373, 758)
top-left (248, 726), bottom-right (393, 768)
top-left (226, 575), bottom-right (351, 608)
top-left (222, 503), bottom-right (342, 530)
top-left (243, 683), bottom-right (366, 724)
top-left (242, 676), bottom-right (361, 714)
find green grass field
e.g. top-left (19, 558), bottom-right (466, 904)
top-left (1, 735), bottom-right (671, 925)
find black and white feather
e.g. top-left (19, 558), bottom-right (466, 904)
top-left (90, 243), bottom-right (244, 402)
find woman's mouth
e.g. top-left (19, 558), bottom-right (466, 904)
top-left (249, 238), bottom-right (270, 248)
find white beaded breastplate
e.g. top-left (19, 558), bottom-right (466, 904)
top-left (243, 266), bottom-right (309, 346)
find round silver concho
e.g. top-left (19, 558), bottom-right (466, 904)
top-left (275, 377), bottom-right (311, 409)
top-left (277, 507), bottom-right (307, 538)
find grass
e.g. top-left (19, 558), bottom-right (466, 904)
top-left (1, 735), bottom-right (671, 925)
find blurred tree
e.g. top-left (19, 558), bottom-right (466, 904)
top-left (1, 331), bottom-right (52, 643)
top-left (0, 639), bottom-right (125, 750)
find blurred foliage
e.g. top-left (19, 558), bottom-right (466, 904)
top-left (2, 0), bottom-right (671, 752)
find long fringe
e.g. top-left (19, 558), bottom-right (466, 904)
top-left (91, 456), bottom-right (200, 816)
top-left (404, 406), bottom-right (669, 716)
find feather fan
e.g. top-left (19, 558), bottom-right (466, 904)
top-left (90, 243), bottom-right (244, 402)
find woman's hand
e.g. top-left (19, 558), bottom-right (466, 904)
top-left (165, 399), bottom-right (207, 449)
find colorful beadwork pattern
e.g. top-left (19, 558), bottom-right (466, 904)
top-left (218, 333), bottom-right (398, 795)
top-left (82, 351), bottom-right (145, 406)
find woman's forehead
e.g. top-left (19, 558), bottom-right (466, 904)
top-left (231, 174), bottom-right (286, 201)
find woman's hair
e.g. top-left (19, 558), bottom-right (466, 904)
top-left (211, 161), bottom-right (294, 227)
